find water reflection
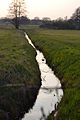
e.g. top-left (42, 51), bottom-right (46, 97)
top-left (22, 34), bottom-right (63, 120)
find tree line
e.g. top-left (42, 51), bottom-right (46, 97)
top-left (7, 0), bottom-right (80, 30)
top-left (40, 7), bottom-right (80, 30)
top-left (0, 0), bottom-right (80, 30)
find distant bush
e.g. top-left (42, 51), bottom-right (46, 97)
top-left (40, 19), bottom-right (79, 30)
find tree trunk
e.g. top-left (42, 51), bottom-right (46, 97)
top-left (15, 17), bottom-right (19, 29)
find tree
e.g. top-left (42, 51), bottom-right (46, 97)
top-left (42, 17), bottom-right (51, 21)
top-left (71, 7), bottom-right (80, 29)
top-left (71, 7), bottom-right (80, 22)
top-left (8, 0), bottom-right (27, 29)
top-left (34, 17), bottom-right (40, 20)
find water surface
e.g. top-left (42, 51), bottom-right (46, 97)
top-left (22, 34), bottom-right (63, 120)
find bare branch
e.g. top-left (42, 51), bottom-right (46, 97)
top-left (8, 0), bottom-right (27, 29)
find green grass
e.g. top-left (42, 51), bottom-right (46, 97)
top-left (0, 29), bottom-right (40, 85)
top-left (25, 28), bottom-right (80, 120)
top-left (0, 28), bottom-right (41, 120)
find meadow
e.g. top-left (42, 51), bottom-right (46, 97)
top-left (0, 28), bottom-right (41, 120)
top-left (26, 28), bottom-right (80, 120)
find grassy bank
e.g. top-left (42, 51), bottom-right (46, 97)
top-left (26, 28), bottom-right (80, 120)
top-left (0, 28), bottom-right (41, 120)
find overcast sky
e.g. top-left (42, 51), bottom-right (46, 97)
top-left (0, 0), bottom-right (80, 19)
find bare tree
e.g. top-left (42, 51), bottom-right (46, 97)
top-left (8, 0), bottom-right (27, 29)
top-left (71, 7), bottom-right (80, 23)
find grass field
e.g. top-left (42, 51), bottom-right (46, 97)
top-left (0, 28), bottom-right (41, 120)
top-left (0, 29), bottom-right (40, 85)
top-left (25, 28), bottom-right (80, 120)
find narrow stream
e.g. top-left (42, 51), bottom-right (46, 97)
top-left (22, 33), bottom-right (63, 120)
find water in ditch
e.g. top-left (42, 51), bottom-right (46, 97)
top-left (22, 34), bottom-right (63, 120)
